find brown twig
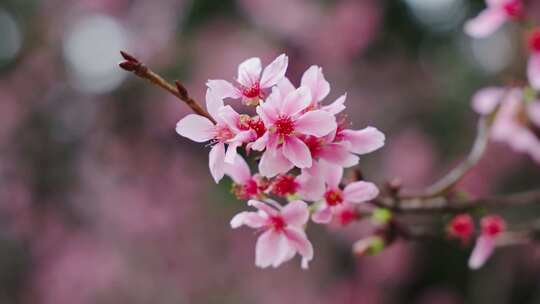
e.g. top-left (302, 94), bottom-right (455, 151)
top-left (399, 118), bottom-right (490, 199)
top-left (118, 51), bottom-right (216, 124)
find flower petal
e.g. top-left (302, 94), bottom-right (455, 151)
top-left (528, 101), bottom-right (540, 127)
top-left (282, 136), bottom-right (312, 168)
top-left (318, 143), bottom-right (359, 167)
top-left (312, 205), bottom-right (332, 224)
top-left (237, 57), bottom-right (262, 87)
top-left (284, 227), bottom-right (314, 269)
top-left (277, 77), bottom-right (296, 96)
top-left (259, 148), bottom-right (294, 177)
top-left (218, 105), bottom-right (241, 131)
top-left (224, 142), bottom-right (239, 164)
top-left (528, 54), bottom-right (540, 91)
top-left (209, 143), bottom-right (226, 183)
top-left (319, 160), bottom-right (343, 189)
top-left (248, 199), bottom-right (279, 216)
top-left (281, 86), bottom-right (312, 117)
top-left (322, 93), bottom-right (347, 115)
top-left (340, 127), bottom-right (385, 154)
top-left (176, 114), bottom-right (215, 142)
top-left (343, 181), bottom-right (379, 203)
top-left (230, 211), bottom-right (265, 229)
top-left (301, 65), bottom-right (330, 103)
top-left (205, 88), bottom-right (225, 120)
top-left (207, 79), bottom-right (241, 99)
top-left (464, 8), bottom-right (507, 38)
top-left (296, 171), bottom-right (325, 201)
top-left (471, 87), bottom-right (505, 115)
top-left (295, 110), bottom-right (337, 137)
top-left (260, 54), bottom-right (288, 88)
top-left (255, 230), bottom-right (287, 268)
top-left (281, 200), bottom-right (309, 227)
top-left (224, 154), bottom-right (251, 184)
top-left (468, 235), bottom-right (496, 269)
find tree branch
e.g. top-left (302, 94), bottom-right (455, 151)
top-left (399, 118), bottom-right (489, 199)
top-left (118, 51), bottom-right (216, 124)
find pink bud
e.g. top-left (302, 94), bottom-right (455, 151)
top-left (481, 215), bottom-right (506, 237)
top-left (448, 214), bottom-right (474, 244)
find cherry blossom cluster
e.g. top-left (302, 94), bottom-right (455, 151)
top-left (447, 214), bottom-right (506, 269)
top-left (176, 55), bottom-right (385, 269)
top-left (445, 0), bottom-right (538, 269)
top-left (467, 0), bottom-right (540, 165)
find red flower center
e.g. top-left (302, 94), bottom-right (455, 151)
top-left (242, 82), bottom-right (261, 98)
top-left (275, 116), bottom-right (295, 136)
top-left (324, 189), bottom-right (343, 206)
top-left (503, 0), bottom-right (523, 19)
top-left (303, 136), bottom-right (323, 158)
top-left (270, 216), bottom-right (286, 231)
top-left (529, 30), bottom-right (540, 53)
top-left (249, 117), bottom-right (267, 138)
top-left (271, 175), bottom-right (299, 197)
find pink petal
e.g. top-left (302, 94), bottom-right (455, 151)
top-left (237, 57), bottom-right (262, 87)
top-left (281, 86), bottom-right (312, 117)
top-left (205, 88), bottom-right (224, 120)
top-left (284, 227), bottom-right (314, 269)
top-left (464, 8), bottom-right (507, 38)
top-left (230, 211), bottom-right (265, 229)
top-left (340, 127), bottom-right (385, 154)
top-left (301, 65), bottom-right (330, 103)
top-left (209, 143), bottom-right (226, 183)
top-left (471, 87), bottom-right (505, 115)
top-left (258, 148), bottom-right (294, 177)
top-left (224, 142), bottom-right (239, 164)
top-left (224, 154), bottom-right (251, 184)
top-left (295, 110), bottom-right (337, 137)
top-left (260, 54), bottom-right (288, 88)
top-left (277, 77), bottom-right (296, 96)
top-left (255, 230), bottom-right (289, 268)
top-left (218, 105), bottom-right (241, 131)
top-left (311, 205), bottom-right (332, 224)
top-left (318, 143), bottom-right (359, 167)
top-left (176, 114), bottom-right (215, 142)
top-left (528, 54), bottom-right (540, 91)
top-left (282, 136), bottom-right (312, 168)
top-left (322, 94), bottom-right (347, 115)
top-left (319, 160), bottom-right (343, 189)
top-left (248, 200), bottom-right (279, 216)
top-left (343, 181), bottom-right (379, 203)
top-left (257, 101), bottom-right (279, 126)
top-left (468, 235), bottom-right (496, 269)
top-left (207, 79), bottom-right (241, 99)
top-left (296, 171), bottom-right (325, 201)
top-left (281, 200), bottom-right (309, 227)
top-left (251, 132), bottom-right (269, 151)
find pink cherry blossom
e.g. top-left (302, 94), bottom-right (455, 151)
top-left (472, 87), bottom-right (540, 163)
top-left (464, 0), bottom-right (523, 38)
top-left (224, 154), bottom-right (269, 200)
top-left (469, 215), bottom-right (506, 269)
top-left (207, 54), bottom-right (289, 105)
top-left (278, 66), bottom-right (346, 114)
top-left (176, 89), bottom-right (256, 182)
top-left (253, 86), bottom-right (337, 176)
top-left (311, 161), bottom-right (379, 224)
top-left (230, 200), bottom-right (314, 269)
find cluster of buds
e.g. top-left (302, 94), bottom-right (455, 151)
top-left (447, 214), bottom-right (506, 269)
top-left (176, 54), bottom-right (385, 268)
